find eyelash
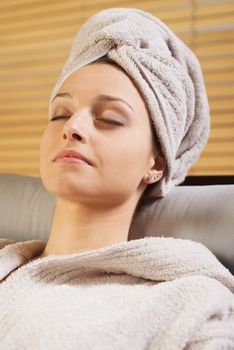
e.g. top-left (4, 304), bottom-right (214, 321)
top-left (51, 115), bottom-right (124, 127)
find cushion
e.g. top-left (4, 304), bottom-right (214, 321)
top-left (0, 173), bottom-right (233, 274)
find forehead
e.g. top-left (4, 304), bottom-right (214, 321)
top-left (58, 63), bottom-right (146, 113)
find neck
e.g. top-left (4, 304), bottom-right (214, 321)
top-left (40, 197), bottom-right (138, 257)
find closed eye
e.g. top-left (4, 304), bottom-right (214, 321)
top-left (51, 116), bottom-right (69, 121)
top-left (96, 118), bottom-right (124, 126)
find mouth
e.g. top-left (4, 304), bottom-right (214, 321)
top-left (53, 149), bottom-right (93, 166)
top-left (54, 157), bottom-right (89, 165)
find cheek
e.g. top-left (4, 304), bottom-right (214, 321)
top-left (40, 130), bottom-right (49, 159)
top-left (40, 128), bottom-right (55, 169)
top-left (101, 130), bottom-right (150, 175)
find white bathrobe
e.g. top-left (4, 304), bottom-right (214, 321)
top-left (0, 236), bottom-right (233, 349)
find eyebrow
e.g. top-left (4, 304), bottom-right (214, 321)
top-left (51, 92), bottom-right (135, 113)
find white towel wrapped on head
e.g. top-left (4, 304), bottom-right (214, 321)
top-left (49, 7), bottom-right (210, 198)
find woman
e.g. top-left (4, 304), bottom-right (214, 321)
top-left (0, 7), bottom-right (233, 349)
top-left (39, 55), bottom-right (165, 257)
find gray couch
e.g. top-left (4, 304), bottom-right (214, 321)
top-left (0, 173), bottom-right (233, 274)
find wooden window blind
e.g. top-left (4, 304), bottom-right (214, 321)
top-left (0, 0), bottom-right (233, 176)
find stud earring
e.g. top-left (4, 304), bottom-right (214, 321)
top-left (145, 174), bottom-right (160, 184)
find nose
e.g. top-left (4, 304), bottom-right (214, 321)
top-left (62, 112), bottom-right (90, 143)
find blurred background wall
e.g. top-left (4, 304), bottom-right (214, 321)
top-left (0, 0), bottom-right (233, 177)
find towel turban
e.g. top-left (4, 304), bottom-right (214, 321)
top-left (48, 7), bottom-right (210, 198)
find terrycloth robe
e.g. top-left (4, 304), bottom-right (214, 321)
top-left (0, 236), bottom-right (234, 349)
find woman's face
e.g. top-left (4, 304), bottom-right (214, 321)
top-left (40, 62), bottom-right (158, 206)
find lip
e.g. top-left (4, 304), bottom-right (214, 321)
top-left (53, 149), bottom-right (92, 166)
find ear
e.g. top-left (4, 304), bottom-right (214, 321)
top-left (143, 152), bottom-right (165, 184)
